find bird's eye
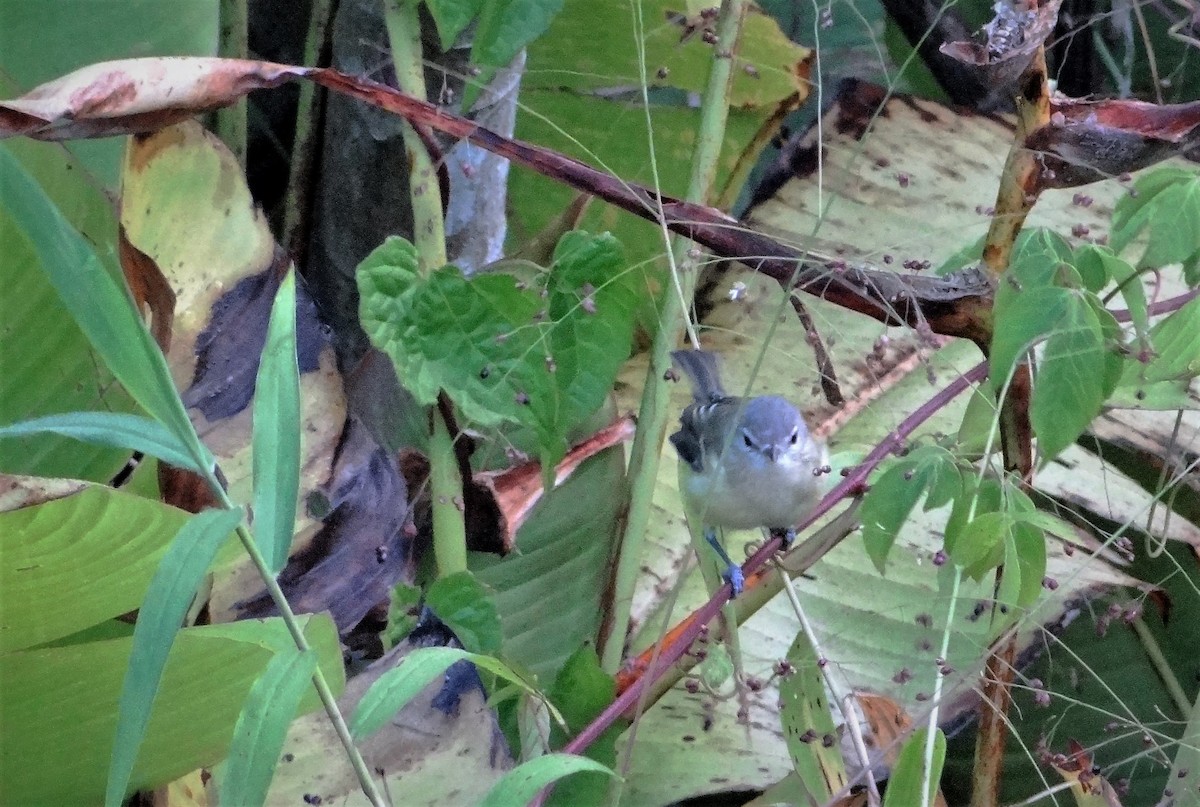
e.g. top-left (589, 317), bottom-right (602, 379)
top-left (742, 433), bottom-right (753, 448)
top-left (789, 429), bottom-right (799, 445)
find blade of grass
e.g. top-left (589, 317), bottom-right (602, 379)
top-left (218, 647), bottom-right (318, 807)
top-left (0, 147), bottom-right (206, 470)
top-left (252, 268), bottom-right (301, 574)
top-left (106, 506), bottom-right (245, 807)
top-left (0, 412), bottom-right (210, 474)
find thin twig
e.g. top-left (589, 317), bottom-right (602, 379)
top-left (789, 292), bottom-right (844, 407)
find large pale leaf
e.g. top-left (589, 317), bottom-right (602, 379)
top-left (0, 616), bottom-right (342, 806)
top-left (0, 145), bottom-right (202, 465)
top-left (0, 135), bottom-right (139, 482)
top-left (0, 483), bottom-right (201, 652)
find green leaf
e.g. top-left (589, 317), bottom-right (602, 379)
top-left (1111, 167), bottom-right (1200, 269)
top-left (426, 0), bottom-right (484, 49)
top-left (359, 231), bottom-right (635, 472)
top-left (426, 571), bottom-right (504, 655)
top-left (467, 0), bottom-right (565, 108)
top-left (1070, 244), bottom-right (1112, 293)
top-left (950, 511), bottom-right (1008, 578)
top-left (955, 385), bottom-right (999, 457)
top-left (0, 485), bottom-right (200, 652)
top-left (1135, 295), bottom-right (1200, 384)
top-left (218, 648), bottom-right (317, 807)
top-left (0, 146), bottom-right (201, 464)
top-left (779, 629), bottom-right (848, 803)
top-left (943, 475), bottom-right (1002, 558)
top-left (1031, 297), bottom-right (1106, 462)
top-left (861, 446), bottom-right (962, 572)
top-left (106, 506), bottom-right (245, 807)
top-left (1008, 228), bottom-right (1075, 287)
top-left (1111, 296), bottom-right (1200, 409)
top-left (1109, 167), bottom-right (1192, 253)
top-left (252, 269), bottom-right (301, 574)
top-left (0, 412), bottom-right (209, 474)
top-left (990, 285), bottom-right (1071, 393)
top-left (545, 646), bottom-right (619, 807)
top-left (383, 582), bottom-right (424, 648)
top-left (1079, 245), bottom-right (1148, 336)
top-left (549, 646), bottom-right (614, 734)
top-left (481, 753), bottom-right (616, 807)
top-left (1088, 301), bottom-right (1127, 400)
top-left (351, 646), bottom-right (559, 740)
top-left (1006, 519), bottom-right (1046, 609)
top-left (882, 728), bottom-right (945, 807)
top-left (699, 642), bottom-right (736, 690)
top-left (935, 234), bottom-right (984, 275)
top-left (1, 616), bottom-right (341, 805)
top-left (0, 138), bottom-right (140, 481)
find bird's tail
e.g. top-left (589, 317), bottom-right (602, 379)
top-left (670, 349), bottom-right (727, 403)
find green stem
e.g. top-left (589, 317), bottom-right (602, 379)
top-left (282, 0), bottom-right (337, 255)
top-left (382, 0), bottom-right (447, 269)
top-left (211, 487), bottom-right (387, 807)
top-left (429, 410), bottom-right (468, 574)
top-left (599, 0), bottom-right (746, 673)
top-left (216, 0), bottom-right (248, 166)
top-left (381, 0), bottom-right (465, 578)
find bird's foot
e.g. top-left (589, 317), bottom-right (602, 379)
top-left (776, 527), bottom-right (797, 549)
top-left (704, 527), bottom-right (745, 597)
top-left (723, 563), bottom-right (746, 597)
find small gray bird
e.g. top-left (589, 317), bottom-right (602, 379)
top-left (669, 349), bottom-right (825, 594)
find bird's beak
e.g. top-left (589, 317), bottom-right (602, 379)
top-left (766, 445), bottom-right (782, 462)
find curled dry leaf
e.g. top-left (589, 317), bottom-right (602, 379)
top-left (855, 693), bottom-right (950, 807)
top-left (0, 475), bottom-right (89, 511)
top-left (474, 415), bottom-right (637, 552)
top-left (939, 0), bottom-right (1062, 89)
top-left (1026, 95), bottom-right (1200, 189)
top-left (0, 57), bottom-right (309, 140)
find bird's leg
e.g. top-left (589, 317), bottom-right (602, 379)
top-left (704, 526), bottom-right (745, 597)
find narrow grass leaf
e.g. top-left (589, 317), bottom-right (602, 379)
top-left (219, 647), bottom-right (317, 807)
top-left (480, 753), bottom-right (616, 807)
top-left (252, 269), bottom-right (301, 574)
top-left (0, 412), bottom-right (210, 474)
top-left (0, 147), bottom-right (202, 463)
top-left (106, 506), bottom-right (244, 807)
